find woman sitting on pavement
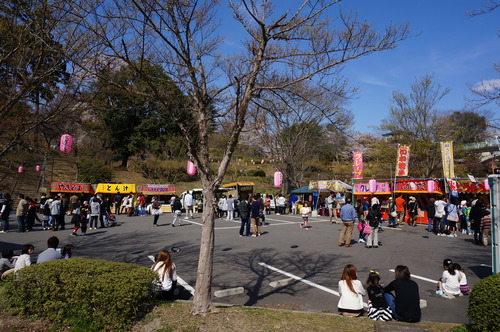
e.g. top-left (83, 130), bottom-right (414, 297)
top-left (384, 265), bottom-right (421, 323)
top-left (338, 264), bottom-right (365, 317)
top-left (151, 250), bottom-right (177, 299)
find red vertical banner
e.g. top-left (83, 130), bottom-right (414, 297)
top-left (353, 152), bottom-right (363, 179)
top-left (396, 144), bottom-right (410, 177)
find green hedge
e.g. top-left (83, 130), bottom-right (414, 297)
top-left (2, 258), bottom-right (160, 331)
top-left (467, 273), bottom-right (500, 332)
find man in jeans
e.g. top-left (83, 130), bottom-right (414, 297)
top-left (339, 198), bottom-right (356, 247)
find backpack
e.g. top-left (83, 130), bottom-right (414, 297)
top-left (152, 201), bottom-right (160, 209)
top-left (42, 202), bottom-right (51, 216)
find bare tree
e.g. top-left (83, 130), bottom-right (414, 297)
top-left (248, 82), bottom-right (353, 192)
top-left (466, 0), bottom-right (500, 16)
top-left (377, 74), bottom-right (450, 177)
top-left (63, 0), bottom-right (410, 314)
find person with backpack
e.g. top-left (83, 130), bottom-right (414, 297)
top-left (365, 204), bottom-right (382, 248)
top-left (152, 200), bottom-right (162, 227)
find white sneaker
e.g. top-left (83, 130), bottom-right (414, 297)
top-left (184, 217), bottom-right (189, 220)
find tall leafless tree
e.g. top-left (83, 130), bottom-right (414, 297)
top-left (63, 0), bottom-right (411, 314)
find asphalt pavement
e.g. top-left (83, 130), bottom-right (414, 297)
top-left (0, 212), bottom-right (492, 324)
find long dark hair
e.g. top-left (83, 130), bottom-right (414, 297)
top-left (341, 264), bottom-right (358, 294)
top-left (153, 250), bottom-right (174, 281)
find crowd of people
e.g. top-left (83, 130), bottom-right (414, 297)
top-left (0, 236), bottom-right (73, 280)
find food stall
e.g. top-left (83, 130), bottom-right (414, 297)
top-left (394, 179), bottom-right (445, 224)
top-left (49, 182), bottom-right (94, 202)
top-left (137, 184), bottom-right (176, 213)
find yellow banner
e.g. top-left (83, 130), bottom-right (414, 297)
top-left (440, 142), bottom-right (455, 179)
top-left (95, 183), bottom-right (136, 194)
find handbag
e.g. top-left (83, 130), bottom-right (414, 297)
top-left (390, 211), bottom-right (397, 218)
top-left (447, 215), bottom-right (458, 222)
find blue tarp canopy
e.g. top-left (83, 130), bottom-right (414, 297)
top-left (290, 186), bottom-right (332, 194)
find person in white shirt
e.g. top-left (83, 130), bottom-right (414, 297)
top-left (326, 193), bottom-right (336, 224)
top-left (37, 236), bottom-right (62, 263)
top-left (338, 264), bottom-right (365, 317)
top-left (437, 259), bottom-right (461, 298)
top-left (434, 196), bottom-right (447, 236)
top-left (226, 195), bottom-right (235, 221)
top-left (184, 191), bottom-right (194, 219)
top-left (14, 244), bottom-right (34, 272)
top-left (151, 249), bottom-right (177, 299)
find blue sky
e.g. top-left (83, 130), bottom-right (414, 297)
top-left (219, 0), bottom-right (499, 133)
top-left (335, 0), bottom-right (500, 132)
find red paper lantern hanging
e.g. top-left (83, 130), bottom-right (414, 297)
top-left (368, 179), bottom-right (377, 194)
top-left (274, 171), bottom-right (282, 188)
top-left (18, 166), bottom-right (24, 173)
top-left (35, 165), bottom-right (41, 172)
top-left (60, 133), bottom-right (73, 154)
top-left (427, 180), bottom-right (435, 194)
top-left (187, 161), bottom-right (196, 176)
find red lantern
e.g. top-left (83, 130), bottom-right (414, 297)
top-left (60, 134), bottom-right (73, 154)
top-left (187, 160), bottom-right (196, 176)
top-left (427, 180), bottom-right (435, 194)
top-left (274, 171), bottom-right (282, 188)
top-left (35, 165), bottom-right (41, 172)
top-left (484, 178), bottom-right (490, 191)
top-left (18, 166), bottom-right (23, 173)
top-left (368, 179), bottom-right (377, 194)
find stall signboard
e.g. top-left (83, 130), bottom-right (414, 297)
top-left (95, 183), bottom-right (136, 194)
top-left (395, 179), bottom-right (444, 194)
top-left (354, 182), bottom-right (391, 195)
top-left (353, 152), bottom-right (363, 179)
top-left (137, 184), bottom-right (176, 194)
top-left (396, 144), bottom-right (411, 176)
top-left (457, 181), bottom-right (489, 193)
top-left (309, 180), bottom-right (346, 192)
top-left (50, 182), bottom-right (94, 193)
top-left (441, 141), bottom-right (455, 179)
top-left (447, 178), bottom-right (459, 197)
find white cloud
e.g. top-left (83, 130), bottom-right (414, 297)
top-left (473, 78), bottom-right (500, 92)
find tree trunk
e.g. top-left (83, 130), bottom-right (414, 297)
top-left (192, 186), bottom-right (216, 314)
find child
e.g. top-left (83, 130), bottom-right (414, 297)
top-left (436, 259), bottom-right (461, 298)
top-left (366, 270), bottom-right (392, 321)
top-left (338, 264), bottom-right (365, 317)
top-left (453, 263), bottom-right (470, 294)
top-left (62, 244), bottom-right (74, 258)
top-left (299, 202), bottom-right (311, 229)
top-left (357, 220), bottom-right (369, 243)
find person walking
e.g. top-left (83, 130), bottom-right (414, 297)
top-left (184, 191), bottom-right (194, 219)
top-left (226, 195), bottom-right (235, 221)
top-left (49, 196), bottom-right (61, 231)
top-left (250, 196), bottom-right (261, 237)
top-left (238, 195), bottom-right (251, 237)
top-left (339, 199), bottom-right (356, 247)
top-left (152, 200), bottom-right (162, 227)
top-left (326, 193), bottom-right (336, 224)
top-left (0, 193), bottom-right (13, 233)
top-left (395, 194), bottom-right (405, 227)
top-left (365, 204), bottom-right (381, 248)
top-left (172, 197), bottom-right (183, 227)
top-left (16, 194), bottom-right (29, 233)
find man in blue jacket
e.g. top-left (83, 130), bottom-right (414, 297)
top-left (339, 198), bottom-right (356, 247)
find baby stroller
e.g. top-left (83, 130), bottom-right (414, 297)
top-left (104, 212), bottom-right (117, 227)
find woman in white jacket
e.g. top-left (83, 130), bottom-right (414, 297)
top-left (338, 264), bottom-right (365, 317)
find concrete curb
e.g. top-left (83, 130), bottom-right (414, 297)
top-left (214, 287), bottom-right (245, 297)
top-left (269, 278), bottom-right (295, 288)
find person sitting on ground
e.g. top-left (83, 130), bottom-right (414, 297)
top-left (151, 249), bottom-right (177, 299)
top-left (338, 264), bottom-right (365, 317)
top-left (61, 244), bottom-right (74, 259)
top-left (366, 270), bottom-right (392, 321)
top-left (36, 236), bottom-right (62, 263)
top-left (14, 244), bottom-right (34, 272)
top-left (436, 258), bottom-right (461, 298)
top-left (384, 265), bottom-right (421, 323)
top-left (0, 249), bottom-right (16, 279)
